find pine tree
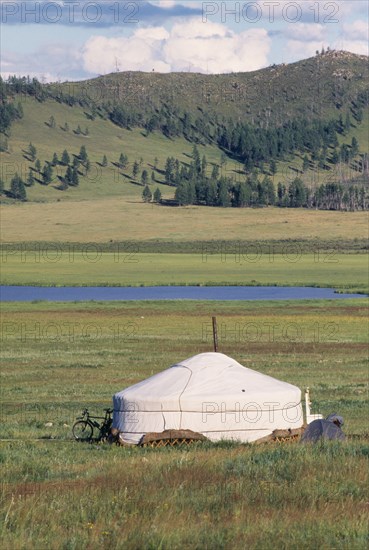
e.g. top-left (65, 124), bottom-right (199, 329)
top-left (102, 155), bottom-right (108, 167)
top-left (192, 145), bottom-right (201, 174)
top-left (28, 142), bottom-right (37, 161)
top-left (175, 182), bottom-right (190, 206)
top-left (318, 152), bottom-right (325, 169)
top-left (76, 124), bottom-right (82, 134)
top-left (165, 157), bottom-right (176, 185)
top-left (49, 115), bottom-right (56, 128)
top-left (288, 178), bottom-right (306, 207)
top-left (153, 187), bottom-right (162, 203)
top-left (51, 152), bottom-right (58, 166)
top-left (85, 127), bottom-right (89, 136)
top-left (17, 102), bottom-right (24, 119)
top-left (42, 163), bottom-right (53, 185)
top-left (26, 169), bottom-right (35, 186)
top-left (302, 155), bottom-right (310, 172)
top-left (119, 153), bottom-right (128, 169)
top-left (151, 171), bottom-right (156, 183)
top-left (0, 177), bottom-right (4, 194)
top-left (201, 155), bottom-right (207, 176)
top-left (17, 178), bottom-right (27, 201)
top-left (132, 161), bottom-right (140, 179)
top-left (0, 135), bottom-right (8, 152)
top-left (263, 176), bottom-right (275, 205)
top-left (187, 180), bottom-right (196, 205)
top-left (141, 170), bottom-right (149, 185)
top-left (236, 181), bottom-right (250, 207)
top-left (220, 152), bottom-right (227, 168)
top-left (351, 137), bottom-right (359, 157)
top-left (10, 173), bottom-right (27, 200)
top-left (211, 164), bottom-right (220, 180)
top-left (217, 178), bottom-right (230, 207)
top-left (85, 159), bottom-right (91, 175)
top-left (72, 167), bottom-right (79, 186)
top-left (270, 159), bottom-right (277, 176)
top-left (142, 184), bottom-right (152, 203)
top-left (61, 149), bottom-right (70, 165)
top-left (35, 159), bottom-right (41, 173)
top-left (331, 149), bottom-right (339, 164)
top-left (65, 165), bottom-right (73, 185)
top-left (206, 180), bottom-right (218, 206)
top-left (79, 145), bottom-right (88, 163)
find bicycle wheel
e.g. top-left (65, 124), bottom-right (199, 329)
top-left (73, 421), bottom-right (94, 442)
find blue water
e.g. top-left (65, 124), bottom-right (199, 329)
top-left (0, 286), bottom-right (365, 302)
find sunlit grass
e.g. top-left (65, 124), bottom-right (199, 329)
top-left (1, 299), bottom-right (368, 548)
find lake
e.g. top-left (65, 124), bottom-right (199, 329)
top-left (0, 286), bottom-right (365, 302)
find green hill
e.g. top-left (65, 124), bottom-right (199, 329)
top-left (0, 50), bottom-right (368, 206)
top-left (52, 50), bottom-right (369, 126)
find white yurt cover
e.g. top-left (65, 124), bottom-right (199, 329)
top-left (113, 352), bottom-right (303, 444)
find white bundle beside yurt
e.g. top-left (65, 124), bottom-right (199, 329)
top-left (112, 352), bottom-right (303, 444)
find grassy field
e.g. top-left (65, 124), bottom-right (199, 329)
top-left (1, 299), bottom-right (368, 548)
top-left (1, 199), bottom-right (368, 243)
top-left (0, 251), bottom-right (368, 293)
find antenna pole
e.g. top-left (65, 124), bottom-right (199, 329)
top-left (212, 316), bottom-right (218, 352)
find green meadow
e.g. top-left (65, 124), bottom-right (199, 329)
top-left (0, 251), bottom-right (368, 293)
top-left (1, 299), bottom-right (368, 549)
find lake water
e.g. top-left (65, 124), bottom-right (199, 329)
top-left (0, 286), bottom-right (365, 302)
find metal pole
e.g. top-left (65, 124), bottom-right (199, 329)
top-left (212, 316), bottom-right (218, 352)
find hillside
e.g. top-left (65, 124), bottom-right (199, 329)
top-left (0, 50), bottom-right (368, 209)
top-left (51, 50), bottom-right (369, 126)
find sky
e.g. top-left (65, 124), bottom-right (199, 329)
top-left (1, 1), bottom-right (368, 81)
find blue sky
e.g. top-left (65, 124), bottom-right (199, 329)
top-left (1, 1), bottom-right (368, 81)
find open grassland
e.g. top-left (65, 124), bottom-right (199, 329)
top-left (1, 199), bottom-right (368, 243)
top-left (0, 299), bottom-right (368, 548)
top-left (0, 251), bottom-right (368, 293)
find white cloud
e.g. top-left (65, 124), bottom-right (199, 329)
top-left (284, 40), bottom-right (325, 62)
top-left (1, 44), bottom-right (82, 81)
top-left (82, 31), bottom-right (171, 74)
top-left (342, 20), bottom-right (369, 42)
top-left (285, 23), bottom-right (325, 42)
top-left (332, 40), bottom-right (369, 57)
top-left (82, 20), bottom-right (271, 75)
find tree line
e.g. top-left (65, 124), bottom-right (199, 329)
top-left (159, 146), bottom-right (368, 211)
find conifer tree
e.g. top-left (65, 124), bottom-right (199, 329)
top-left (153, 187), bottom-right (162, 203)
top-left (28, 142), bottom-right (37, 161)
top-left (132, 161), bottom-right (140, 179)
top-left (141, 169), bottom-right (149, 185)
top-left (142, 184), bottom-right (152, 202)
top-left (27, 169), bottom-right (35, 186)
top-left (35, 159), bottom-right (41, 173)
top-left (61, 149), bottom-right (70, 165)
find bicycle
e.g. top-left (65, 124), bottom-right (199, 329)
top-left (72, 408), bottom-right (113, 442)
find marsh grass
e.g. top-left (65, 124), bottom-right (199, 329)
top-left (0, 252), bottom-right (368, 293)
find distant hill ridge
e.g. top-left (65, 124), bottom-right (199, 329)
top-left (49, 50), bottom-right (369, 126)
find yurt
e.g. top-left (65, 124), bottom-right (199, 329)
top-left (112, 352), bottom-right (303, 444)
